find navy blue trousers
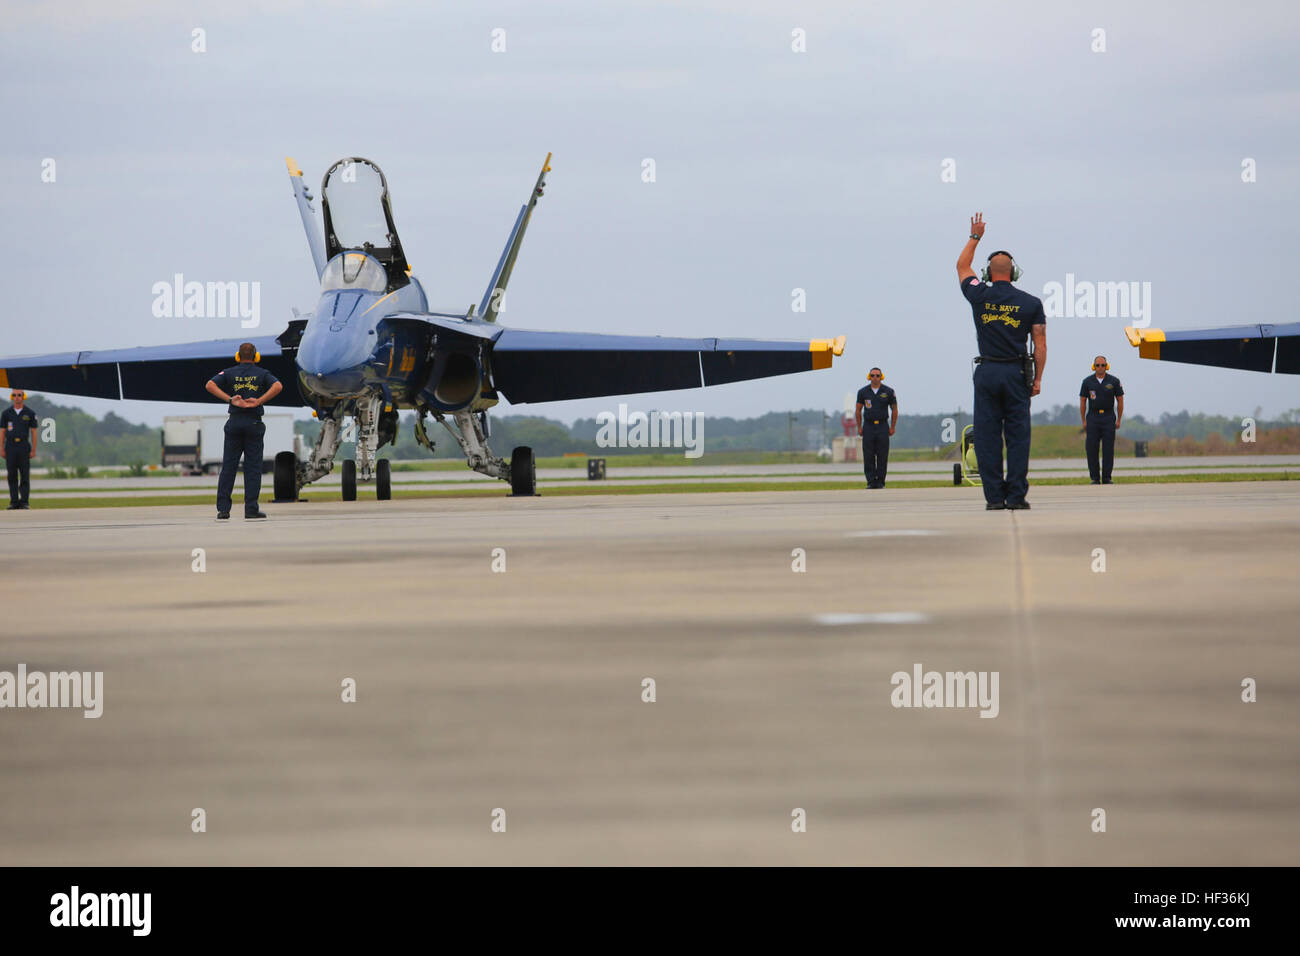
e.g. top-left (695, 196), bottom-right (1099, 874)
top-left (862, 423), bottom-right (890, 486)
top-left (216, 417), bottom-right (265, 514)
top-left (1086, 418), bottom-right (1116, 482)
top-left (5, 445), bottom-right (30, 505)
top-left (973, 362), bottom-right (1031, 506)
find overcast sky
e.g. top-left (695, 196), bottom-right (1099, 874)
top-left (3, 0), bottom-right (1298, 428)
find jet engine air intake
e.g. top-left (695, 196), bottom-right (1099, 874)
top-left (424, 350), bottom-right (481, 411)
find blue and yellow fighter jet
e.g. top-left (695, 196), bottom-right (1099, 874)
top-left (1125, 323), bottom-right (1300, 375)
top-left (0, 155), bottom-right (846, 499)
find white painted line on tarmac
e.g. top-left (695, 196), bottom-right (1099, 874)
top-left (844, 530), bottom-right (943, 537)
top-left (814, 612), bottom-right (930, 626)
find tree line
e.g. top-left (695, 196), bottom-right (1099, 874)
top-left (16, 394), bottom-right (1300, 465)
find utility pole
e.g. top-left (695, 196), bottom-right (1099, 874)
top-left (788, 412), bottom-right (797, 461)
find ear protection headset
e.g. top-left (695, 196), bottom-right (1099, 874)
top-left (236, 348), bottom-right (261, 363)
top-left (868, 370), bottom-right (884, 382)
top-left (10, 391), bottom-right (25, 402)
top-left (1092, 359), bottom-right (1109, 372)
top-left (981, 250), bottom-right (1022, 282)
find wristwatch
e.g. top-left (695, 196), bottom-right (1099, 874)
top-left (969, 234), bottom-right (981, 240)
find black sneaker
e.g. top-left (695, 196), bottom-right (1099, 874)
top-left (985, 502), bottom-right (1006, 510)
top-left (245, 511), bottom-right (268, 519)
top-left (1102, 479), bottom-right (1113, 484)
top-left (18, 503), bottom-right (29, 510)
top-left (1007, 501), bottom-right (1031, 510)
top-left (1090, 479), bottom-right (1101, 485)
top-left (217, 512), bottom-right (230, 520)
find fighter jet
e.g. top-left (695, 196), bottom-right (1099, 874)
top-left (0, 155), bottom-right (846, 499)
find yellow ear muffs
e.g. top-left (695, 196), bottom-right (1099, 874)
top-left (1092, 360), bottom-right (1109, 372)
top-left (236, 349), bottom-right (261, 363)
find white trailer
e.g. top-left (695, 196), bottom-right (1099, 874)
top-left (164, 414), bottom-right (302, 474)
top-left (161, 415), bottom-right (203, 471)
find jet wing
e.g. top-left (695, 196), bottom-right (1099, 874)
top-left (486, 329), bottom-right (846, 403)
top-left (1126, 323), bottom-right (1300, 374)
top-left (0, 334), bottom-right (305, 405)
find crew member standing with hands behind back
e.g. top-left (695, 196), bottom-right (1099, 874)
top-left (205, 343), bottom-right (282, 519)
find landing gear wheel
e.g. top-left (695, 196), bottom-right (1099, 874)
top-left (376, 458), bottom-right (391, 500)
top-left (273, 451), bottom-right (298, 502)
top-left (509, 446), bottom-right (537, 497)
top-left (953, 463), bottom-right (962, 486)
top-left (342, 459), bottom-right (357, 501)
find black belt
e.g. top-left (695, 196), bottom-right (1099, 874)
top-left (867, 420), bottom-right (885, 424)
top-left (974, 355), bottom-right (1023, 364)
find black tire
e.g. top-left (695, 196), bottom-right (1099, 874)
top-left (342, 459), bottom-right (357, 501)
top-left (376, 458), bottom-right (392, 500)
top-left (953, 463), bottom-right (962, 486)
top-left (509, 446), bottom-right (536, 497)
top-left (273, 451), bottom-right (298, 502)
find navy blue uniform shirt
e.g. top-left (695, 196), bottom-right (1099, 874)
top-left (210, 364), bottom-right (280, 418)
top-left (856, 384), bottom-right (897, 423)
top-left (2, 405), bottom-right (39, 445)
top-left (959, 277), bottom-right (1046, 359)
top-left (1080, 373), bottom-right (1123, 418)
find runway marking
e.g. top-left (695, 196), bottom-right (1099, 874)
top-left (813, 612), bottom-right (930, 626)
top-left (844, 530), bottom-right (943, 538)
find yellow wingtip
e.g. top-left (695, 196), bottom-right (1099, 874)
top-left (810, 336), bottom-right (846, 369)
top-left (1126, 326), bottom-right (1165, 346)
top-left (285, 157), bottom-right (303, 177)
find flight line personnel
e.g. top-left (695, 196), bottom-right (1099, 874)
top-left (956, 212), bottom-right (1046, 510)
top-left (2, 389), bottom-right (39, 511)
top-left (1080, 355), bottom-right (1124, 484)
top-left (855, 367), bottom-right (897, 488)
top-left (205, 343), bottom-right (282, 520)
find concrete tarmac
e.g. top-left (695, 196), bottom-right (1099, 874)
top-left (0, 482), bottom-right (1296, 865)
